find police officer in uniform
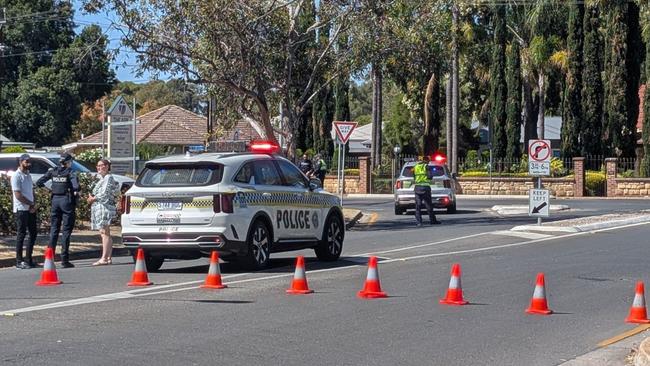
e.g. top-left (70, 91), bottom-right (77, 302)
top-left (413, 155), bottom-right (441, 227)
top-left (36, 153), bottom-right (80, 268)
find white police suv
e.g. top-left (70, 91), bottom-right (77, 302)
top-left (120, 142), bottom-right (344, 271)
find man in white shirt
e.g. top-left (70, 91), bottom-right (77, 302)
top-left (11, 154), bottom-right (37, 269)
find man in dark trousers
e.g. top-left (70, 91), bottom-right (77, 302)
top-left (36, 153), bottom-right (80, 268)
top-left (413, 155), bottom-right (440, 227)
top-left (11, 154), bottom-right (38, 269)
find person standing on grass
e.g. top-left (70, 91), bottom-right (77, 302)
top-left (11, 154), bottom-right (38, 269)
top-left (87, 159), bottom-right (120, 266)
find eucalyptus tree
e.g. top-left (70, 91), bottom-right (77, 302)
top-left (83, 0), bottom-right (353, 157)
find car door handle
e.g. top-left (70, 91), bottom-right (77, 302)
top-left (262, 193), bottom-right (272, 197)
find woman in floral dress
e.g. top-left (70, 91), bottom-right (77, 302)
top-left (87, 159), bottom-right (120, 265)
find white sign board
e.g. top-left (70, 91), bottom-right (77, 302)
top-left (528, 139), bottom-right (551, 176)
top-left (529, 189), bottom-right (550, 217)
top-left (107, 96), bottom-right (135, 176)
top-left (333, 121), bottom-right (357, 144)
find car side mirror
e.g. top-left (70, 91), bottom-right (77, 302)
top-left (309, 178), bottom-right (321, 191)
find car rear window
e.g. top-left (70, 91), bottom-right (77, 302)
top-left (401, 165), bottom-right (447, 178)
top-left (137, 163), bottom-right (223, 187)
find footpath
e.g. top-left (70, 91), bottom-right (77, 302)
top-left (0, 208), bottom-right (364, 268)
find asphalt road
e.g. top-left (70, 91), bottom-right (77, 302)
top-left (2, 198), bottom-right (650, 365)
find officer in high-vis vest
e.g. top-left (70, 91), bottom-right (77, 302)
top-left (36, 153), bottom-right (80, 268)
top-left (413, 155), bottom-right (440, 226)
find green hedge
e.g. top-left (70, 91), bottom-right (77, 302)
top-left (0, 173), bottom-right (122, 236)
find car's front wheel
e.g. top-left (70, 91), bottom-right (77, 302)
top-left (315, 213), bottom-right (344, 261)
top-left (241, 219), bottom-right (271, 270)
top-left (394, 205), bottom-right (405, 215)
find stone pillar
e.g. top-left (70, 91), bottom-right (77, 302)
top-left (573, 157), bottom-right (585, 197)
top-left (359, 156), bottom-right (370, 194)
top-left (605, 158), bottom-right (618, 197)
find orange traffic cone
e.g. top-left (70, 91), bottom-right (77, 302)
top-left (35, 247), bottom-right (62, 286)
top-left (357, 256), bottom-right (387, 299)
top-left (439, 263), bottom-right (468, 305)
top-left (127, 248), bottom-right (153, 286)
top-left (201, 251), bottom-right (227, 289)
top-left (526, 273), bottom-right (552, 315)
top-left (286, 256), bottom-right (313, 294)
top-left (626, 281), bottom-right (650, 324)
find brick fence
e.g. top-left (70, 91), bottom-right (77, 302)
top-left (321, 156), bottom-right (649, 198)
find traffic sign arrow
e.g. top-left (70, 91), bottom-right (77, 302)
top-left (532, 202), bottom-right (547, 214)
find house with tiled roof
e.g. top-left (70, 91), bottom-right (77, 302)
top-left (63, 105), bottom-right (264, 154)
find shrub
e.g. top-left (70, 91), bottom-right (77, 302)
top-left (550, 157), bottom-right (566, 177)
top-left (1, 146), bottom-right (26, 153)
top-left (585, 171), bottom-right (606, 196)
top-left (76, 148), bottom-right (104, 166)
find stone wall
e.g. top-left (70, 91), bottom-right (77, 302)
top-left (323, 175), bottom-right (361, 194)
top-left (458, 177), bottom-right (576, 197)
top-left (614, 179), bottom-right (650, 197)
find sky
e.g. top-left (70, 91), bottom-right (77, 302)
top-left (72, 0), bottom-right (170, 83)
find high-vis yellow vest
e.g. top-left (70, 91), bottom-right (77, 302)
top-left (414, 162), bottom-right (430, 186)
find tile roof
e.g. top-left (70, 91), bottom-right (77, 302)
top-left (76, 105), bottom-right (207, 145)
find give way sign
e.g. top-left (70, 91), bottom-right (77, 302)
top-left (333, 121), bottom-right (357, 144)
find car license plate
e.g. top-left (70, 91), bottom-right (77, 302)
top-left (157, 213), bottom-right (181, 224)
top-left (158, 202), bottom-right (183, 211)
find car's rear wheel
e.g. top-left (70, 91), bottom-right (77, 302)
top-left (132, 252), bottom-right (164, 272)
top-left (394, 205), bottom-right (405, 215)
top-left (447, 202), bottom-right (457, 214)
top-left (241, 219), bottom-right (271, 270)
top-left (315, 213), bottom-right (344, 261)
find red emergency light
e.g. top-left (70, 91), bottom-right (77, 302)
top-left (432, 152), bottom-right (447, 164)
top-left (249, 141), bottom-right (280, 154)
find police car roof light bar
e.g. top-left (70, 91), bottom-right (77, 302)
top-left (433, 152), bottom-right (447, 164)
top-left (249, 141), bottom-right (280, 154)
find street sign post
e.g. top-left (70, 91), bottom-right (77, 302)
top-left (332, 121), bottom-right (357, 206)
top-left (528, 139), bottom-right (551, 176)
top-left (527, 139), bottom-right (551, 225)
top-left (529, 189), bottom-right (550, 217)
top-left (107, 96), bottom-right (136, 176)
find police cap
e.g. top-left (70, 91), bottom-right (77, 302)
top-left (60, 153), bottom-right (74, 164)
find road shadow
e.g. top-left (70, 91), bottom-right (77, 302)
top-left (154, 257), bottom-right (370, 276)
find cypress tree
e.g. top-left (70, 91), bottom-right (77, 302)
top-left (624, 2), bottom-right (643, 158)
top-left (489, 5), bottom-right (508, 161)
top-left (506, 42), bottom-right (522, 163)
top-left (603, 1), bottom-right (628, 157)
top-left (561, 1), bottom-right (583, 158)
top-left (292, 0), bottom-right (317, 151)
top-left (581, 3), bottom-right (603, 157)
top-left (312, 18), bottom-right (335, 157)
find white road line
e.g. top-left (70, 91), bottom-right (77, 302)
top-left (491, 230), bottom-right (553, 240)
top-left (2, 221), bottom-right (648, 316)
top-left (356, 232), bottom-right (487, 256)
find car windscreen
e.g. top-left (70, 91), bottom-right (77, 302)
top-left (401, 165), bottom-right (447, 178)
top-left (48, 159), bottom-right (91, 173)
top-left (136, 163), bottom-right (223, 187)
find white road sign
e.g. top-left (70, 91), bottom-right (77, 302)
top-left (333, 121), bottom-right (357, 144)
top-left (528, 139), bottom-right (551, 176)
top-left (529, 189), bottom-right (550, 217)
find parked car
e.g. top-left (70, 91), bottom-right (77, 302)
top-left (0, 153), bottom-right (135, 192)
top-left (393, 161), bottom-right (457, 215)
